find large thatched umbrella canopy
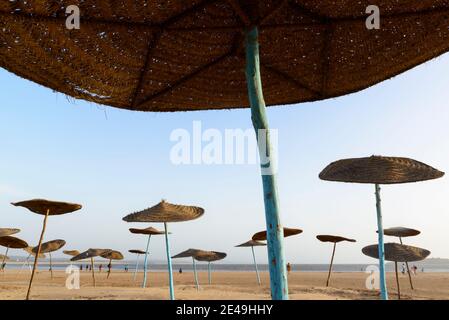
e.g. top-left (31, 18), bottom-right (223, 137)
top-left (23, 246), bottom-right (46, 259)
top-left (71, 249), bottom-right (112, 287)
top-left (4, 1), bottom-right (449, 300)
top-left (32, 239), bottom-right (66, 279)
top-left (0, 236), bottom-right (28, 271)
top-left (252, 227), bottom-right (302, 241)
top-left (0, 228), bottom-right (20, 237)
top-left (379, 227), bottom-right (421, 238)
top-left (129, 227), bottom-right (166, 235)
top-left (101, 250), bottom-right (124, 278)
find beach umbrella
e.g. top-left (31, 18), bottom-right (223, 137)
top-left (316, 235), bottom-right (356, 287)
top-left (362, 243), bottom-right (430, 299)
top-left (129, 226), bottom-right (166, 288)
top-left (172, 249), bottom-right (202, 290)
top-left (100, 250), bottom-right (124, 279)
top-left (320, 156), bottom-right (443, 300)
top-left (235, 240), bottom-right (266, 285)
top-left (32, 239), bottom-right (66, 279)
top-left (63, 250), bottom-right (80, 269)
top-left (11, 199), bottom-right (82, 299)
top-left (123, 200), bottom-right (204, 300)
top-left (0, 236), bottom-right (28, 271)
top-left (21, 247), bottom-right (46, 274)
top-left (194, 250), bottom-right (227, 285)
top-left (71, 248), bottom-right (112, 287)
top-left (129, 249), bottom-right (147, 281)
top-left (3, 2), bottom-right (449, 300)
top-left (0, 228), bottom-right (20, 237)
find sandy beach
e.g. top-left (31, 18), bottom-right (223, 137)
top-left (1, 270), bottom-right (447, 300)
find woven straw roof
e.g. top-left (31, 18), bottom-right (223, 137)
top-left (63, 250), bottom-right (80, 257)
top-left (362, 243), bottom-right (430, 262)
top-left (252, 227), bottom-right (302, 241)
top-left (0, 228), bottom-right (20, 237)
top-left (32, 239), bottom-right (66, 254)
top-left (129, 226), bottom-right (166, 235)
top-left (123, 200), bottom-right (204, 223)
top-left (11, 199), bottom-right (82, 216)
top-left (316, 235), bottom-right (356, 243)
top-left (1, 2), bottom-right (449, 111)
top-left (235, 239), bottom-right (267, 247)
top-left (23, 246), bottom-right (46, 258)
top-left (172, 248), bottom-right (202, 259)
top-left (194, 250), bottom-right (227, 262)
top-left (319, 156), bottom-right (444, 184)
top-left (0, 236), bottom-right (28, 249)
top-left (71, 248), bottom-right (112, 261)
top-left (378, 227), bottom-right (421, 238)
top-left (129, 249), bottom-right (146, 255)
top-left (100, 250), bottom-right (124, 260)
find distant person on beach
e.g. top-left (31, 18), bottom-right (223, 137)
top-left (108, 262), bottom-right (112, 273)
top-left (412, 265), bottom-right (417, 275)
top-left (422, 267), bottom-right (424, 273)
top-left (179, 268), bottom-right (183, 274)
top-left (401, 264), bottom-right (406, 275)
top-left (287, 263), bottom-right (291, 273)
top-left (125, 265), bottom-right (128, 272)
top-left (99, 264), bottom-right (102, 272)
top-left (80, 265), bottom-right (83, 271)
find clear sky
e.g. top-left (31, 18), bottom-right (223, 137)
top-left (1, 52), bottom-right (449, 265)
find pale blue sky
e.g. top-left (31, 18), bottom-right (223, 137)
top-left (1, 52), bottom-right (449, 264)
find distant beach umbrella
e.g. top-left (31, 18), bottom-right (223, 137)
top-left (128, 226), bottom-right (167, 288)
top-left (12, 199), bottom-right (82, 299)
top-left (362, 243), bottom-right (430, 299)
top-left (0, 228), bottom-right (20, 237)
top-left (252, 228), bottom-right (302, 241)
top-left (378, 227), bottom-right (421, 290)
top-left (172, 249), bottom-right (202, 290)
top-left (71, 249), bottom-right (112, 287)
top-left (316, 235), bottom-right (356, 287)
top-left (63, 250), bottom-right (80, 257)
top-left (21, 246), bottom-right (46, 274)
top-left (236, 240), bottom-right (266, 285)
top-left (129, 249), bottom-right (147, 281)
top-left (0, 236), bottom-right (28, 271)
top-left (123, 200), bottom-right (204, 300)
top-left (100, 250), bottom-right (124, 279)
top-left (32, 239), bottom-right (66, 279)
top-left (320, 156), bottom-right (443, 300)
top-left (194, 250), bottom-right (227, 285)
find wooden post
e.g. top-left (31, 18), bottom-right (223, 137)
top-left (49, 252), bottom-right (53, 279)
top-left (395, 261), bottom-right (401, 300)
top-left (326, 243), bottom-right (336, 287)
top-left (164, 222), bottom-right (175, 300)
top-left (133, 254), bottom-right (140, 281)
top-left (399, 237), bottom-right (414, 290)
top-left (107, 258), bottom-right (112, 279)
top-left (1, 247), bottom-right (9, 272)
top-left (208, 262), bottom-right (211, 285)
top-left (26, 208), bottom-right (50, 300)
top-left (142, 235), bottom-right (151, 288)
top-left (375, 184), bottom-right (388, 300)
top-left (251, 246), bottom-right (261, 285)
top-left (91, 257), bottom-right (96, 287)
top-left (192, 257), bottom-right (199, 290)
top-left (245, 26), bottom-right (288, 300)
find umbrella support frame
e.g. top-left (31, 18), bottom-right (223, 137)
top-left (142, 235), bottom-right (152, 288)
top-left (375, 184), bottom-right (388, 300)
top-left (164, 222), bottom-right (175, 300)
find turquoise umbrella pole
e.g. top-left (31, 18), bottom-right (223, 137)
top-left (142, 235), bottom-right (151, 288)
top-left (164, 222), bottom-right (175, 300)
top-left (208, 262), bottom-right (211, 285)
top-left (251, 245), bottom-right (261, 285)
top-left (245, 26), bottom-right (288, 300)
top-left (192, 257), bottom-right (199, 290)
top-left (133, 254), bottom-right (140, 281)
top-left (375, 184), bottom-right (388, 300)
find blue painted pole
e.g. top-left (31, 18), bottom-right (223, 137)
top-left (208, 262), bottom-right (211, 285)
top-left (375, 184), bottom-right (388, 300)
top-left (245, 26), bottom-right (288, 300)
top-left (133, 254), bottom-right (140, 281)
top-left (192, 257), bottom-right (199, 290)
top-left (164, 222), bottom-right (175, 300)
top-left (251, 246), bottom-right (261, 285)
top-left (142, 235), bottom-right (151, 288)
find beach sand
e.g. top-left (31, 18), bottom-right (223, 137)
top-left (0, 270), bottom-right (448, 300)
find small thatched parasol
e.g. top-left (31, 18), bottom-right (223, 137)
top-left (236, 240), bottom-right (266, 285)
top-left (194, 250), bottom-right (227, 285)
top-left (63, 250), bottom-right (80, 257)
top-left (377, 227), bottom-right (421, 290)
top-left (128, 226), bottom-right (167, 288)
top-left (362, 243), bottom-right (430, 299)
top-left (129, 249), bottom-right (147, 281)
top-left (12, 199), bottom-right (82, 300)
top-left (123, 200), bottom-right (204, 300)
top-left (71, 249), bottom-right (112, 287)
top-left (172, 249), bottom-right (202, 290)
top-left (320, 156), bottom-right (443, 300)
top-left (252, 227), bottom-right (302, 241)
top-left (100, 250), bottom-right (124, 279)
top-left (21, 246), bottom-right (46, 272)
top-left (0, 228), bottom-right (20, 237)
top-left (32, 239), bottom-right (66, 279)
top-left (0, 236), bottom-right (28, 271)
top-left (316, 235), bottom-right (356, 287)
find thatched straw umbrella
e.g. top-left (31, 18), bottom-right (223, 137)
top-left (129, 249), bottom-right (147, 281)
top-left (236, 240), bottom-right (266, 285)
top-left (11, 199), bottom-right (82, 299)
top-left (123, 200), bottom-right (204, 300)
top-left (320, 156), bottom-right (443, 300)
top-left (0, 236), bottom-right (28, 271)
top-left (252, 227), bottom-right (302, 241)
top-left (63, 250), bottom-right (80, 269)
top-left (128, 226), bottom-right (166, 288)
top-left (0, 228), bottom-right (20, 237)
top-left (21, 247), bottom-right (46, 274)
top-left (4, 1), bottom-right (449, 299)
top-left (194, 250), bottom-right (227, 285)
top-left (100, 250), bottom-right (124, 279)
top-left (316, 235), bottom-right (356, 287)
top-left (377, 227), bottom-right (420, 290)
top-left (172, 249), bottom-right (202, 290)
top-left (31, 239), bottom-right (66, 279)
top-left (362, 243), bottom-right (430, 299)
top-left (71, 249), bottom-right (112, 287)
